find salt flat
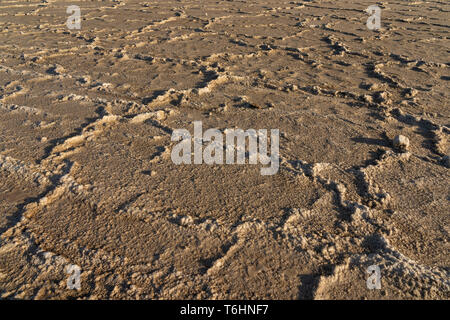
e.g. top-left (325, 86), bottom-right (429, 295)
top-left (0, 0), bottom-right (449, 299)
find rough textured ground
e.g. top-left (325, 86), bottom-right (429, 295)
top-left (0, 0), bottom-right (449, 299)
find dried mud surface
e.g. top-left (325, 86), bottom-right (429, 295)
top-left (0, 0), bottom-right (449, 299)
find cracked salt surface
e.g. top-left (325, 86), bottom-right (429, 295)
top-left (0, 0), bottom-right (448, 299)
